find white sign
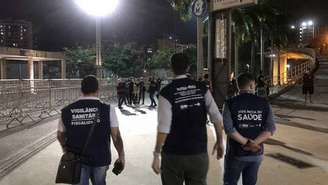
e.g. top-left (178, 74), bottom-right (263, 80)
top-left (215, 19), bottom-right (227, 59)
top-left (212, 0), bottom-right (258, 11)
top-left (192, 0), bottom-right (208, 17)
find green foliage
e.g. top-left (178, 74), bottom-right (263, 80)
top-left (103, 44), bottom-right (143, 78)
top-left (168, 0), bottom-right (193, 21)
top-left (64, 47), bottom-right (96, 78)
top-left (64, 44), bottom-right (145, 78)
top-left (150, 48), bottom-right (175, 69)
top-left (183, 47), bottom-right (197, 75)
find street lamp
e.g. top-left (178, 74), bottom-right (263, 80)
top-left (308, 20), bottom-right (314, 26)
top-left (74, 0), bottom-right (119, 78)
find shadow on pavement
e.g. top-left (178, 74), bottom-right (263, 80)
top-left (119, 109), bottom-right (137, 116)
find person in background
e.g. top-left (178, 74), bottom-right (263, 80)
top-left (148, 78), bottom-right (157, 107)
top-left (128, 78), bottom-right (134, 105)
top-left (133, 79), bottom-right (140, 105)
top-left (203, 74), bottom-right (213, 92)
top-left (302, 70), bottom-right (314, 104)
top-left (151, 53), bottom-right (224, 185)
top-left (256, 71), bottom-right (266, 97)
top-left (117, 79), bottom-right (127, 109)
top-left (138, 78), bottom-right (146, 105)
top-left (227, 72), bottom-right (239, 98)
top-left (222, 73), bottom-right (276, 185)
top-left (156, 78), bottom-right (162, 99)
top-left (57, 75), bottom-right (125, 185)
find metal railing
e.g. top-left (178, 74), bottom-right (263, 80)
top-left (0, 79), bottom-right (117, 130)
top-left (268, 61), bottom-right (315, 97)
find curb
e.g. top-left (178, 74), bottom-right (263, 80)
top-left (0, 132), bottom-right (57, 180)
top-left (272, 101), bottom-right (328, 112)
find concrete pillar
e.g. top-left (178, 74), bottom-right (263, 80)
top-left (0, 59), bottom-right (6, 79)
top-left (61, 60), bottom-right (66, 79)
top-left (28, 58), bottom-right (34, 80)
top-left (38, 61), bottom-right (43, 79)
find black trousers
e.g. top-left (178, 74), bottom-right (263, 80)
top-left (161, 153), bottom-right (209, 185)
top-left (149, 93), bottom-right (157, 106)
top-left (139, 91), bottom-right (145, 104)
top-left (118, 95), bottom-right (127, 108)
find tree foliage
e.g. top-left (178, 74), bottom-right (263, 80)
top-left (168, 0), bottom-right (193, 21)
top-left (64, 44), bottom-right (145, 78)
top-left (150, 48), bottom-right (175, 70)
top-left (184, 47), bottom-right (197, 76)
top-left (64, 46), bottom-right (96, 78)
top-left (103, 44), bottom-right (144, 78)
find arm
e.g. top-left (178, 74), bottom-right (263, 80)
top-left (111, 127), bottom-right (125, 159)
top-left (254, 104), bottom-right (276, 145)
top-left (57, 131), bottom-right (66, 152)
top-left (204, 90), bottom-right (224, 159)
top-left (57, 117), bottom-right (66, 153)
top-left (222, 103), bottom-right (248, 145)
top-left (253, 131), bottom-right (272, 145)
top-left (229, 131), bottom-right (248, 145)
top-left (154, 132), bottom-right (168, 154)
top-left (109, 105), bottom-right (125, 167)
top-left (152, 96), bottom-right (171, 174)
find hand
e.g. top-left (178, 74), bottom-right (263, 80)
top-left (116, 156), bottom-right (125, 171)
top-left (243, 140), bottom-right (261, 153)
top-left (212, 141), bottom-right (225, 160)
top-left (151, 155), bottom-right (161, 175)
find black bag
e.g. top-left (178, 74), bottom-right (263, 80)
top-left (55, 152), bottom-right (82, 184)
top-left (55, 111), bottom-right (99, 184)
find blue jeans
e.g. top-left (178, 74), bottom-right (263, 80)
top-left (73, 165), bottom-right (109, 185)
top-left (223, 157), bottom-right (262, 185)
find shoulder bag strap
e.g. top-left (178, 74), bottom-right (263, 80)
top-left (81, 104), bottom-right (101, 156)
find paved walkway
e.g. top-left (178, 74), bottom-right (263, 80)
top-left (0, 106), bottom-right (327, 185)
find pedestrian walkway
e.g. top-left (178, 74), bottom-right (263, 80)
top-left (274, 58), bottom-right (328, 111)
top-left (0, 106), bottom-right (327, 185)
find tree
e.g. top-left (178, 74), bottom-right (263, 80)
top-left (64, 46), bottom-right (96, 78)
top-left (150, 48), bottom-right (175, 70)
top-left (184, 47), bottom-right (197, 76)
top-left (103, 44), bottom-right (144, 78)
top-left (167, 0), bottom-right (193, 21)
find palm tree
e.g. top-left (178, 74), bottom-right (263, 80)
top-left (169, 0), bottom-right (290, 74)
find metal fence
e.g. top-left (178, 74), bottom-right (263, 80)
top-left (0, 79), bottom-right (117, 130)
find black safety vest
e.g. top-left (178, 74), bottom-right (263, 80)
top-left (160, 78), bottom-right (208, 155)
top-left (226, 93), bottom-right (269, 158)
top-left (61, 99), bottom-right (112, 166)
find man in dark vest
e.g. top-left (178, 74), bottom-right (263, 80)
top-left (57, 75), bottom-right (125, 185)
top-left (223, 73), bottom-right (276, 185)
top-left (151, 53), bottom-right (224, 185)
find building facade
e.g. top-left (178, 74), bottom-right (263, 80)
top-left (0, 20), bottom-right (33, 49)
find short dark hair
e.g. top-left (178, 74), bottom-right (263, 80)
top-left (237, 73), bottom-right (255, 89)
top-left (204, 74), bottom-right (209, 79)
top-left (171, 53), bottom-right (189, 75)
top-left (81, 75), bottom-right (99, 94)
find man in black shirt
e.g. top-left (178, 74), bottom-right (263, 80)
top-left (57, 76), bottom-right (125, 185)
top-left (303, 71), bottom-right (314, 104)
top-left (151, 53), bottom-right (224, 185)
top-left (223, 73), bottom-right (276, 185)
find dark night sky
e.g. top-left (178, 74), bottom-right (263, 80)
top-left (0, 0), bottom-right (327, 51)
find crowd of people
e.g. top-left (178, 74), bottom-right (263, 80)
top-left (56, 53), bottom-right (276, 185)
top-left (116, 77), bottom-right (162, 109)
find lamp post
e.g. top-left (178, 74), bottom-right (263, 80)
top-left (74, 0), bottom-right (119, 78)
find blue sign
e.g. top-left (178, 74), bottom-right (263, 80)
top-left (191, 0), bottom-right (208, 18)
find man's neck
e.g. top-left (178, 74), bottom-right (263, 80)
top-left (239, 89), bottom-right (255, 94)
top-left (174, 74), bottom-right (187, 79)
